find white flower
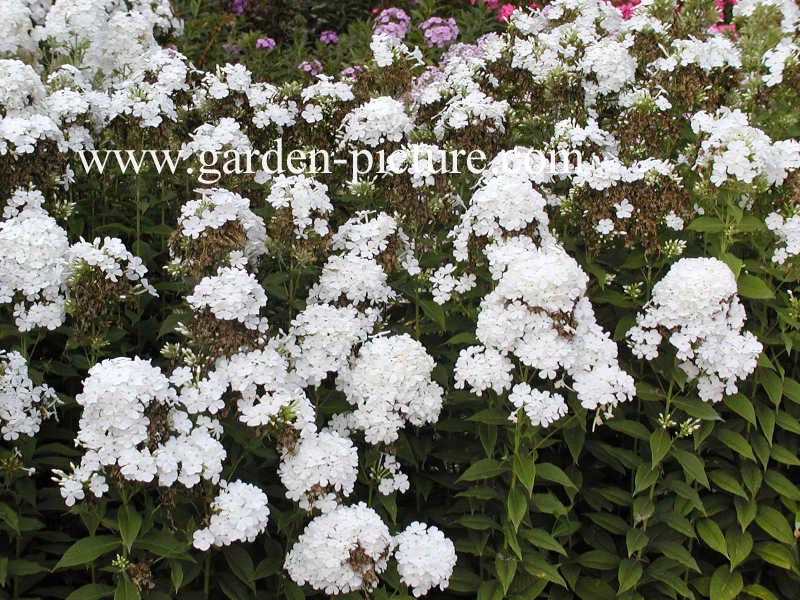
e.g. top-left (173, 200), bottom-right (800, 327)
top-left (0, 349), bottom-right (59, 440)
top-left (508, 383), bottom-right (568, 427)
top-left (394, 522), bottom-right (457, 597)
top-left (337, 334), bottom-right (444, 444)
top-left (279, 430), bottom-right (358, 512)
top-left (284, 502), bottom-right (392, 594)
top-left (192, 480), bottom-right (270, 549)
top-left (265, 174), bottom-right (333, 238)
top-left (766, 212), bottom-right (800, 263)
top-left (340, 96), bottom-right (413, 147)
top-left (627, 257), bottom-right (762, 402)
top-left (186, 266), bottom-right (268, 331)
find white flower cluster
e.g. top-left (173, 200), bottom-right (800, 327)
top-left (186, 266), bottom-right (268, 331)
top-left (337, 334), bottom-right (444, 444)
top-left (433, 90), bottom-right (509, 140)
top-left (192, 480), bottom-right (270, 550)
top-left (265, 174), bottom-right (333, 238)
top-left (55, 357), bottom-right (226, 506)
top-left (0, 349), bottom-right (59, 441)
top-left (180, 117), bottom-right (251, 159)
top-left (174, 188), bottom-right (267, 263)
top-left (218, 344), bottom-right (314, 430)
top-left (450, 166), bottom-right (635, 420)
top-left (691, 108), bottom-right (800, 186)
top-left (430, 263), bottom-right (476, 305)
top-left (394, 522), bottom-right (457, 597)
top-left (68, 236), bottom-right (157, 296)
top-left (508, 382), bottom-right (568, 427)
top-left (627, 258), bottom-right (763, 402)
top-left (284, 503), bottom-right (392, 595)
top-left (766, 212), bottom-right (800, 264)
top-left (376, 454), bottom-right (410, 495)
top-left (279, 430), bottom-right (358, 512)
top-left (0, 189), bottom-right (69, 331)
top-left (340, 96), bottom-right (413, 148)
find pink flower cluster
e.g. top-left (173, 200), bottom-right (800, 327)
top-left (373, 7), bottom-right (411, 39)
top-left (470, 0), bottom-right (528, 22)
top-left (419, 17), bottom-right (459, 48)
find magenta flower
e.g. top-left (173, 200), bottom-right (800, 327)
top-left (419, 16), bottom-right (459, 48)
top-left (497, 3), bottom-right (516, 21)
top-left (256, 37), bottom-right (276, 50)
top-left (320, 30), bottom-right (339, 44)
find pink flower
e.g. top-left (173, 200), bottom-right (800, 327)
top-left (419, 16), bottom-right (459, 48)
top-left (256, 37), bottom-right (276, 50)
top-left (298, 59), bottom-right (323, 76)
top-left (320, 30), bottom-right (339, 44)
top-left (497, 3), bottom-right (516, 21)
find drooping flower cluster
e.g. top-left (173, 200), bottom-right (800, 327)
top-left (627, 258), bottom-right (763, 402)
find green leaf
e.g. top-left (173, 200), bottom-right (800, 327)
top-left (755, 505), bottom-right (795, 545)
top-left (457, 514), bottom-right (498, 531)
top-left (535, 463), bottom-right (577, 491)
top-left (764, 470), bottom-right (800, 501)
top-left (633, 463), bottom-right (660, 495)
top-left (742, 584), bottom-right (780, 600)
top-left (507, 486), bottom-right (527, 532)
top-left (417, 299), bottom-right (446, 329)
top-left (671, 448), bottom-right (710, 488)
top-left (709, 470), bottom-right (748, 499)
top-left (738, 274), bottom-right (774, 299)
top-left (617, 559), bottom-right (642, 595)
top-left (726, 528), bottom-right (753, 570)
top-left (457, 458), bottom-right (508, 482)
top-left (649, 428), bottom-right (671, 466)
top-left (65, 584), bottom-right (115, 600)
top-left (723, 394), bottom-right (757, 426)
top-left (54, 536), bottom-right (120, 570)
top-left (512, 454), bottom-right (535, 494)
top-left (754, 542), bottom-right (795, 569)
top-left (117, 506), bottom-right (142, 553)
top-left (224, 545), bottom-right (255, 590)
top-left (7, 559), bottom-right (48, 577)
top-left (522, 554), bottom-right (567, 587)
top-left (626, 528), bottom-right (648, 557)
top-left (759, 369), bottom-right (783, 406)
top-left (0, 502), bottom-right (20, 535)
top-left (716, 429), bottom-right (756, 462)
top-left (577, 549), bottom-right (619, 571)
top-left (709, 565), bottom-right (743, 600)
top-left (494, 554), bottom-right (517, 594)
top-left (771, 444), bottom-right (800, 466)
top-left (687, 216), bottom-right (725, 232)
top-left (134, 530), bottom-right (189, 558)
top-left (520, 528), bottom-right (567, 556)
top-left (696, 519), bottom-right (728, 557)
top-left (114, 576), bottom-right (140, 600)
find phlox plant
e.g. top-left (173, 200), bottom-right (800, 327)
top-left (0, 0), bottom-right (800, 599)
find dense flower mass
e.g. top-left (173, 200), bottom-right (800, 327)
top-left (284, 503), bottom-right (392, 594)
top-left (394, 522), bottom-right (457, 597)
top-left (627, 258), bottom-right (763, 402)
